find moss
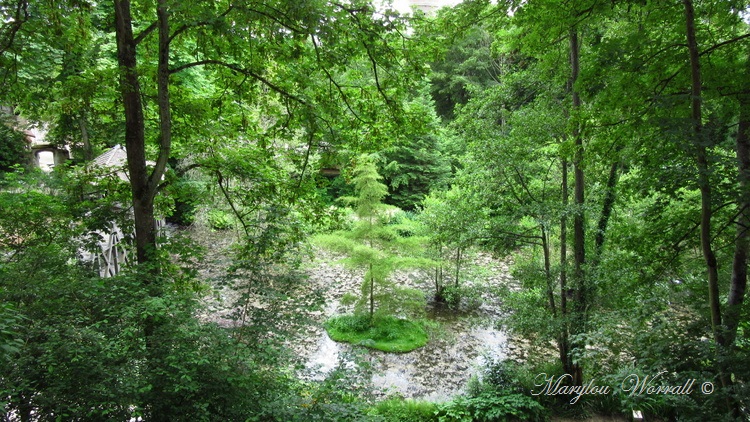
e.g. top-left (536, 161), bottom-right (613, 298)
top-left (324, 314), bottom-right (428, 353)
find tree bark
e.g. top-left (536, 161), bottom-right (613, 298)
top-left (569, 27), bottom-right (585, 387)
top-left (683, 1), bottom-right (735, 413)
top-left (114, 0), bottom-right (156, 266)
top-left (559, 157), bottom-right (572, 377)
top-left (725, 45), bottom-right (750, 349)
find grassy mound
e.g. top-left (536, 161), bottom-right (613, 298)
top-left (324, 314), bottom-right (428, 353)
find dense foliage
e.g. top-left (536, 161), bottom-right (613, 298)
top-left (0, 123), bottom-right (27, 173)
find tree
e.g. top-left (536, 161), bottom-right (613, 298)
top-left (420, 185), bottom-right (483, 303)
top-left (318, 154), bottom-right (429, 322)
top-left (349, 154), bottom-right (392, 320)
top-left (379, 87), bottom-right (452, 211)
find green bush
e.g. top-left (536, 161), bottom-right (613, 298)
top-left (319, 205), bottom-right (355, 233)
top-left (441, 284), bottom-right (482, 311)
top-left (166, 179), bottom-right (206, 226)
top-left (0, 123), bottom-right (28, 173)
top-left (436, 392), bottom-right (546, 422)
top-left (369, 398), bottom-right (439, 421)
top-left (480, 361), bottom-right (525, 393)
top-left (206, 209), bottom-right (234, 230)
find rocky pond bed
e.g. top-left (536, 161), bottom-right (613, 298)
top-left (297, 252), bottom-right (523, 401)
top-left (193, 225), bottom-right (529, 401)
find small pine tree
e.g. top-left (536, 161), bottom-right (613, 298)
top-left (317, 154), bottom-right (429, 323)
top-left (347, 154), bottom-right (387, 320)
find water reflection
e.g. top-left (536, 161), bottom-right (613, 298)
top-left (303, 308), bottom-right (509, 400)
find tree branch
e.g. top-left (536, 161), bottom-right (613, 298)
top-left (169, 59), bottom-right (306, 105)
top-left (311, 36), bottom-right (369, 124)
top-left (0, 0), bottom-right (29, 56)
top-left (134, 21), bottom-right (157, 45)
top-left (700, 32), bottom-right (750, 58)
top-left (149, 0), bottom-right (171, 197)
top-left (169, 4), bottom-right (236, 44)
top-left (216, 169), bottom-right (251, 237)
top-left (654, 34), bottom-right (750, 95)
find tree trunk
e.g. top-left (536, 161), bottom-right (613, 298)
top-left (595, 162), bottom-right (619, 258)
top-left (454, 247), bottom-right (461, 287)
top-left (559, 157), bottom-right (572, 377)
top-left (369, 262), bottom-right (374, 321)
top-left (114, 2), bottom-right (172, 419)
top-left (114, 0), bottom-right (156, 265)
top-left (683, 0), bottom-right (725, 349)
top-left (79, 114), bottom-right (93, 161)
top-left (542, 226), bottom-right (556, 316)
top-left (114, 0), bottom-right (171, 266)
top-left (725, 45), bottom-right (750, 349)
top-left (569, 27), bottom-right (585, 387)
top-left (683, 0), bottom-right (735, 413)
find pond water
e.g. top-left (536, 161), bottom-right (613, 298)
top-left (303, 308), bottom-right (510, 400)
top-left (194, 231), bottom-right (519, 401)
top-left (299, 255), bottom-right (517, 401)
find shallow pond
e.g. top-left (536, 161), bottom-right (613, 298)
top-left (194, 231), bottom-right (519, 401)
top-left (299, 254), bottom-right (517, 401)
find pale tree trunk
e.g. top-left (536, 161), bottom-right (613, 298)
top-left (454, 247), bottom-right (461, 287)
top-left (369, 262), bottom-right (374, 321)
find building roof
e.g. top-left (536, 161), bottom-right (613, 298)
top-left (93, 144), bottom-right (128, 168)
top-left (90, 144), bottom-right (159, 182)
top-left (92, 144), bottom-right (130, 182)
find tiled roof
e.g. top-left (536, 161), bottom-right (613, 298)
top-left (93, 144), bottom-right (128, 168)
top-left (91, 144), bottom-right (129, 182)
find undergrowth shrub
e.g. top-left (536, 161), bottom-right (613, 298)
top-left (436, 392), bottom-right (545, 422)
top-left (441, 284), bottom-right (482, 311)
top-left (368, 398), bottom-right (438, 421)
top-left (207, 209), bottom-right (234, 230)
top-left (437, 360), bottom-right (547, 422)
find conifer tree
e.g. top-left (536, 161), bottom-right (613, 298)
top-left (348, 154), bottom-right (389, 320)
top-left (318, 154), bottom-right (428, 323)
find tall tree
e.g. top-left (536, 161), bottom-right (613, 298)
top-left (108, 0), bottom-right (419, 268)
